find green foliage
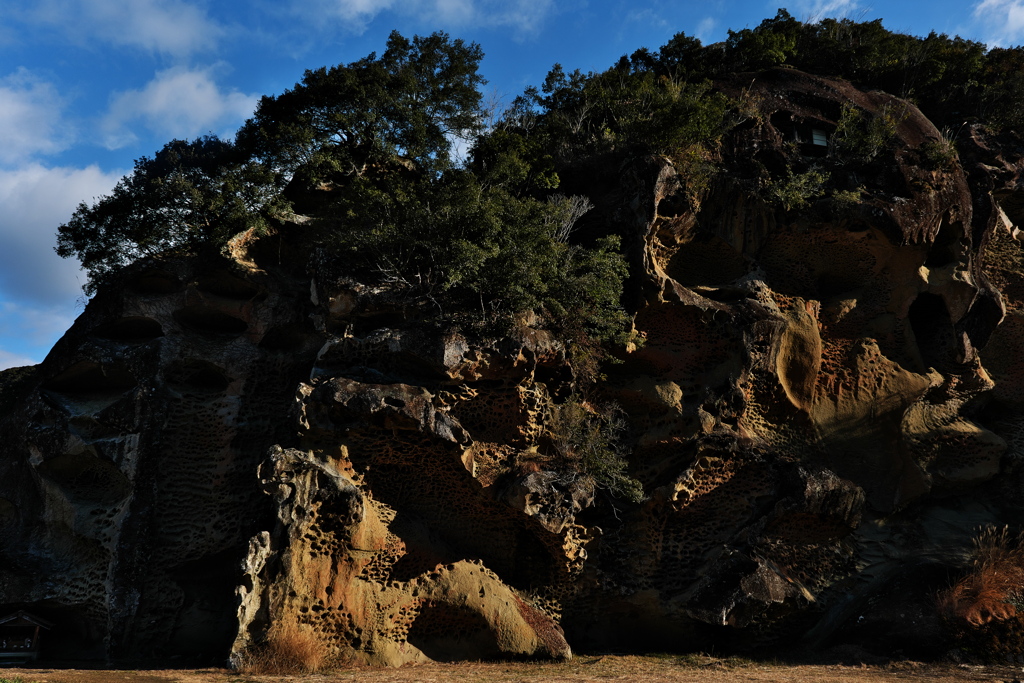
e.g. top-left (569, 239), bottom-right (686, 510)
top-left (725, 9), bottom-right (801, 70)
top-left (830, 103), bottom-right (905, 163)
top-left (238, 30), bottom-right (485, 186)
top-left (469, 127), bottom-right (560, 192)
top-left (55, 136), bottom-right (279, 293)
top-left (56, 30), bottom-right (635, 353)
top-left (980, 48), bottom-right (1024, 130)
top-left (829, 186), bottom-right (864, 214)
top-left (922, 135), bottom-right (959, 170)
top-left (672, 144), bottom-right (721, 210)
top-left (57, 31), bottom-right (485, 294)
top-left (321, 167), bottom-right (629, 345)
top-left (546, 398), bottom-right (644, 503)
top-left (656, 33), bottom-right (706, 83)
top-left (503, 59), bottom-right (731, 164)
top-left (59, 13), bottom-right (1024, 368)
top-left (643, 11), bottom-right (1021, 133)
top-left (762, 167), bottom-right (829, 211)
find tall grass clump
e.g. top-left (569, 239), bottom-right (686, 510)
top-left (937, 526), bottom-right (1024, 662)
top-left (938, 526), bottom-right (1024, 627)
top-left (236, 621), bottom-right (329, 675)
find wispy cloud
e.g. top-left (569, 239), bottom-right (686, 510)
top-left (785, 0), bottom-right (861, 22)
top-left (300, 0), bottom-right (555, 36)
top-left (625, 8), bottom-right (669, 31)
top-left (325, 0), bottom-right (399, 27)
top-left (973, 0), bottom-right (1024, 45)
top-left (101, 66), bottom-right (258, 149)
top-left (696, 16), bottom-right (717, 42)
top-left (0, 69), bottom-right (71, 166)
top-left (14, 0), bottom-right (223, 56)
top-left (477, 0), bottom-right (555, 35)
top-left (0, 347), bottom-right (39, 371)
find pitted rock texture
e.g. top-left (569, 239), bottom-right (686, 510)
top-left (5, 68), bottom-right (1024, 664)
top-left (0, 259), bottom-right (321, 660)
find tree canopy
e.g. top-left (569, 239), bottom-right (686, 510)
top-left (55, 136), bottom-right (279, 293)
top-left (236, 30), bottom-right (485, 188)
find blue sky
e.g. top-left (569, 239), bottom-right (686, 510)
top-left (1, 0), bottom-right (1023, 369)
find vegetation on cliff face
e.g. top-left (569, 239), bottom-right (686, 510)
top-left (56, 11), bottom-right (1024, 309)
top-left (50, 10), bottom-right (1024, 514)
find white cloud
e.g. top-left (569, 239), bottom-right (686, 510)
top-left (304, 0), bottom-right (555, 36)
top-left (16, 0), bottom-right (223, 56)
top-left (0, 163), bottom-right (122, 306)
top-left (785, 0), bottom-right (860, 22)
top-left (0, 69), bottom-right (71, 166)
top-left (973, 0), bottom-right (1024, 45)
top-left (474, 0), bottom-right (554, 34)
top-left (101, 66), bottom-right (258, 149)
top-left (329, 0), bottom-right (399, 26)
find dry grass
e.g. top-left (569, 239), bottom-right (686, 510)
top-left (235, 621), bottom-right (329, 675)
top-left (938, 526), bottom-right (1024, 627)
top-left (2, 657), bottom-right (1018, 683)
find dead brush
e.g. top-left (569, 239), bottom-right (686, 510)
top-left (512, 593), bottom-right (570, 660)
top-left (236, 621), bottom-right (330, 675)
top-left (938, 526), bottom-right (1024, 628)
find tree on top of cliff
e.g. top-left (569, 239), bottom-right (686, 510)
top-left (56, 31), bottom-right (486, 294)
top-left (57, 16), bottom-right (1024, 339)
top-left (55, 136), bottom-right (281, 294)
top-left (647, 10), bottom-right (1000, 130)
top-left (237, 30), bottom-right (485, 190)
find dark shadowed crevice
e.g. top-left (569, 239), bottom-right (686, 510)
top-left (130, 270), bottom-right (183, 296)
top-left (44, 361), bottom-right (137, 395)
top-left (406, 603), bottom-right (500, 662)
top-left (92, 317), bottom-right (164, 343)
top-left (173, 306), bottom-right (248, 338)
top-left (957, 290), bottom-right (1004, 351)
top-left (196, 272), bottom-right (261, 300)
top-left (908, 292), bottom-right (957, 371)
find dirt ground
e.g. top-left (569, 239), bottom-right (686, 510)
top-left (3, 656), bottom-right (1023, 683)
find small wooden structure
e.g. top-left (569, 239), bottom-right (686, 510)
top-left (0, 610), bottom-right (53, 663)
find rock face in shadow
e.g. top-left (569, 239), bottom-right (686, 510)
top-left (4, 68), bottom-right (1024, 664)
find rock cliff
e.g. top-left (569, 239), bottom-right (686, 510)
top-left (4, 68), bottom-right (1024, 664)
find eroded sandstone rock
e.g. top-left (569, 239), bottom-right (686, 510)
top-left (4, 67), bottom-right (1024, 664)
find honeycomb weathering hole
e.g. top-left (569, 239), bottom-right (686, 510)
top-left (166, 359), bottom-right (231, 393)
top-left (406, 602), bottom-right (500, 662)
top-left (44, 361), bottom-right (137, 395)
top-left (131, 270), bottom-right (183, 295)
top-left (36, 453), bottom-right (131, 504)
top-left (259, 324), bottom-right (318, 353)
top-left (173, 306), bottom-right (248, 337)
top-left (196, 272), bottom-right (261, 300)
top-left (0, 498), bottom-right (16, 529)
top-left (93, 317), bottom-right (164, 342)
top-left (666, 235), bottom-right (747, 286)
